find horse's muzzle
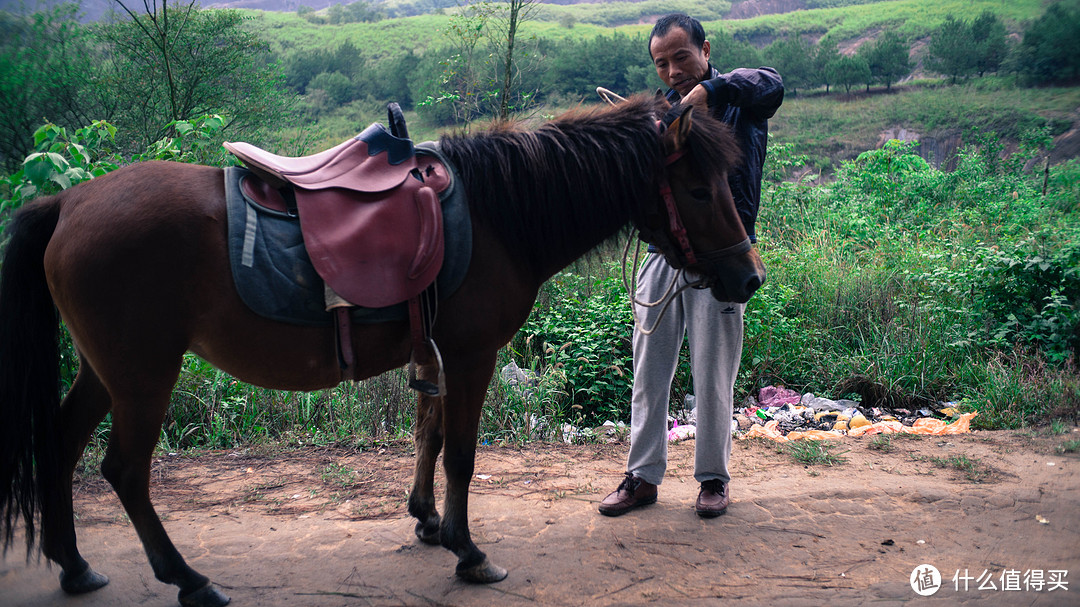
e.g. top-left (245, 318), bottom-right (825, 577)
top-left (695, 251), bottom-right (766, 304)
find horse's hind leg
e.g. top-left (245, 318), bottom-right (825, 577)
top-left (100, 367), bottom-right (230, 607)
top-left (407, 370), bottom-right (443, 545)
top-left (41, 363), bottom-right (112, 594)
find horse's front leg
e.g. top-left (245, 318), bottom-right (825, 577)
top-left (408, 370), bottom-right (443, 545)
top-left (439, 358), bottom-right (507, 583)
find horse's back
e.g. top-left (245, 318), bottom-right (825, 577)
top-left (52, 161), bottom-right (224, 234)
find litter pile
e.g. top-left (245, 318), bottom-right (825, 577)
top-left (498, 363), bottom-right (977, 444)
top-left (734, 385), bottom-right (977, 442)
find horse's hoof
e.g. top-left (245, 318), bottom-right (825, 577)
top-left (414, 521), bottom-right (441, 545)
top-left (456, 558), bottom-right (508, 584)
top-left (179, 582), bottom-right (231, 607)
top-left (60, 566), bottom-right (110, 594)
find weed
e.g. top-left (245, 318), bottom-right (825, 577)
top-left (868, 434), bottom-right (894, 453)
top-left (1055, 440), bottom-right (1080, 454)
top-left (928, 454), bottom-right (992, 482)
top-left (782, 440), bottom-right (847, 466)
top-left (320, 463), bottom-right (359, 489)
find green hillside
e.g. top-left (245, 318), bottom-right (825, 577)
top-left (246, 0), bottom-right (1049, 54)
top-left (242, 0), bottom-right (1077, 172)
top-left (714, 0), bottom-right (1046, 43)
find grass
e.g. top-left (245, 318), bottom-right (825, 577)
top-left (1049, 419), bottom-right (1070, 435)
top-left (320, 463), bottom-right (360, 489)
top-left (782, 440), bottom-right (848, 466)
top-left (927, 454), bottom-right (993, 483)
top-left (15, 0), bottom-right (1080, 455)
top-left (716, 0), bottom-right (1046, 43)
top-left (867, 434), bottom-right (894, 453)
top-left (1056, 440), bottom-right (1080, 455)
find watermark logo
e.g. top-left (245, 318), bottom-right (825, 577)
top-left (911, 564), bottom-right (942, 596)
top-left (910, 565), bottom-right (1069, 595)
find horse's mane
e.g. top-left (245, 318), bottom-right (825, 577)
top-left (438, 95), bottom-right (738, 275)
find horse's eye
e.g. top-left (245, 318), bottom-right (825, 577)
top-left (690, 188), bottom-right (710, 200)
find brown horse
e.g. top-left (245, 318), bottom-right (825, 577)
top-left (0, 96), bottom-right (764, 607)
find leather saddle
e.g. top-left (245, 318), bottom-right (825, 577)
top-left (223, 105), bottom-right (449, 309)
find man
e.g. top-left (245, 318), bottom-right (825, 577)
top-left (599, 13), bottom-right (783, 518)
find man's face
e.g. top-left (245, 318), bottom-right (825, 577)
top-left (649, 27), bottom-right (711, 98)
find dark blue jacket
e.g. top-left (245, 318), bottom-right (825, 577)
top-left (666, 66), bottom-right (784, 243)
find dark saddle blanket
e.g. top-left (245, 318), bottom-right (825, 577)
top-left (223, 136), bottom-right (472, 327)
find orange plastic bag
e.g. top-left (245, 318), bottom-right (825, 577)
top-left (905, 412), bottom-right (978, 435)
top-left (742, 420), bottom-right (843, 442)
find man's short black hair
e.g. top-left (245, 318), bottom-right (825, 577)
top-left (648, 13), bottom-right (706, 58)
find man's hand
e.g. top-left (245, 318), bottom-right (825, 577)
top-left (680, 84), bottom-right (709, 113)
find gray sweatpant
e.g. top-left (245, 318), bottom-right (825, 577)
top-left (626, 253), bottom-right (744, 486)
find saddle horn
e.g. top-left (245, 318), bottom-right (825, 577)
top-left (387, 102), bottom-right (409, 140)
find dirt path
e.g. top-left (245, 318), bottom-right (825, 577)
top-left (3, 429), bottom-right (1079, 606)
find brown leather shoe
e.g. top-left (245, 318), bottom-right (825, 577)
top-left (598, 473), bottom-right (657, 516)
top-left (695, 479), bottom-right (729, 518)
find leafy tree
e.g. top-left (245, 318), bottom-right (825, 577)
top-left (415, 1), bottom-right (495, 125)
top-left (368, 50), bottom-right (421, 106)
top-left (926, 14), bottom-right (976, 84)
top-left (0, 5), bottom-right (98, 172)
top-left (327, 0), bottom-right (383, 24)
top-left (764, 34), bottom-right (814, 95)
top-left (308, 71), bottom-right (355, 106)
top-left (540, 32), bottom-right (643, 100)
top-left (707, 28), bottom-right (764, 74)
top-left (860, 30), bottom-right (911, 91)
top-left (283, 42), bottom-right (365, 96)
top-left (826, 54), bottom-right (870, 94)
top-left (1011, 0), bottom-right (1080, 85)
top-left (813, 36), bottom-right (840, 93)
top-left (623, 63), bottom-right (664, 95)
top-left (489, 0), bottom-right (539, 120)
top-left (93, 0), bottom-right (292, 152)
top-left (969, 10), bottom-right (1007, 77)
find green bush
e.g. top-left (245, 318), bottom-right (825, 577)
top-left (518, 266), bottom-right (638, 425)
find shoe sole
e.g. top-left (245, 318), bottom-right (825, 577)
top-left (598, 495), bottom-right (657, 517)
top-left (695, 506), bottom-right (727, 518)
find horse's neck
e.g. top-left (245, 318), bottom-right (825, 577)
top-left (443, 123), bottom-right (658, 281)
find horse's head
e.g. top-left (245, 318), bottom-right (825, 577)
top-left (638, 100), bottom-right (766, 304)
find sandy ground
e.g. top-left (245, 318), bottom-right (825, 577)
top-left (3, 428), bottom-right (1079, 606)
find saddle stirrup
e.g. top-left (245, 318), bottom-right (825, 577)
top-left (408, 338), bottom-right (446, 397)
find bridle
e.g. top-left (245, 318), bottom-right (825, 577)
top-left (595, 87), bottom-right (753, 333)
top-left (623, 118), bottom-right (752, 335)
top-left (657, 148), bottom-right (697, 266)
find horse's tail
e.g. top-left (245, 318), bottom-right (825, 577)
top-left (0, 195), bottom-right (63, 558)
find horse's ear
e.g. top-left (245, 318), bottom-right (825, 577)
top-left (655, 91), bottom-right (672, 114)
top-left (667, 105), bottom-right (694, 149)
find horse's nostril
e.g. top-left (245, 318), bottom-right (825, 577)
top-left (746, 275), bottom-right (762, 293)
